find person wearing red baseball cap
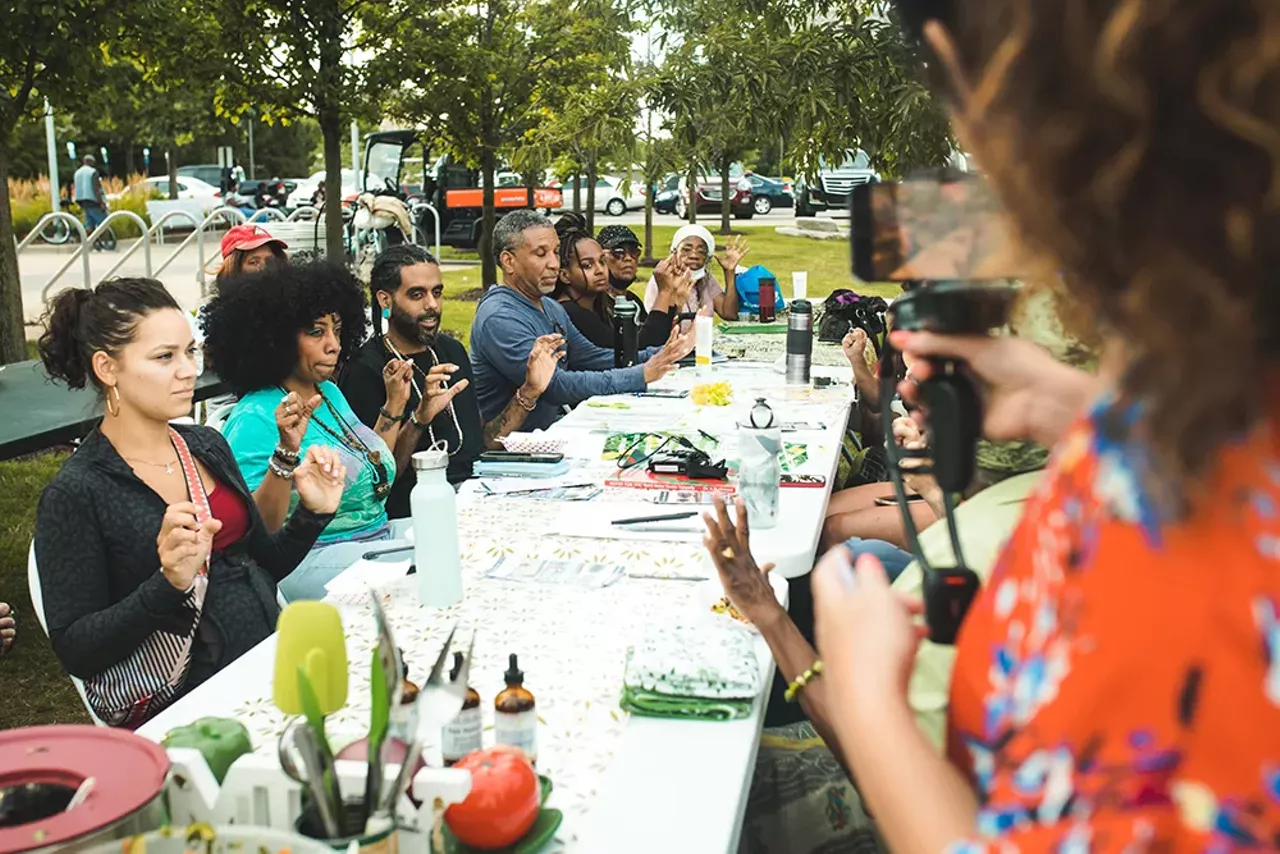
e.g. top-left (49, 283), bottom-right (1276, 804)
top-left (209, 224), bottom-right (289, 289)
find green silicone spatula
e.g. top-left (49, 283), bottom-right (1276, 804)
top-left (273, 601), bottom-right (349, 716)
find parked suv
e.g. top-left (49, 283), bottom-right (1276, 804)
top-left (794, 149), bottom-right (880, 217)
top-left (675, 174), bottom-right (754, 220)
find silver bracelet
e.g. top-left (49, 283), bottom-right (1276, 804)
top-left (268, 457), bottom-right (296, 480)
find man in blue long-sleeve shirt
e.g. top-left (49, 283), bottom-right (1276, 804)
top-left (471, 210), bottom-right (693, 430)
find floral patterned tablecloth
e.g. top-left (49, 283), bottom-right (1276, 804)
top-left (140, 364), bottom-right (853, 851)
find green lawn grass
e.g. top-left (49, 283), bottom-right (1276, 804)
top-left (0, 227), bottom-right (884, 731)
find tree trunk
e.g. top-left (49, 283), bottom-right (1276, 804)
top-left (320, 113), bottom-right (345, 261)
top-left (585, 151), bottom-right (597, 234)
top-left (167, 150), bottom-right (179, 201)
top-left (641, 179), bottom-right (656, 266)
top-left (0, 147), bottom-right (28, 365)
top-left (719, 154), bottom-right (732, 235)
top-left (572, 174), bottom-right (581, 214)
top-left (480, 147), bottom-right (498, 290)
top-left (124, 143), bottom-right (136, 179)
top-left (686, 162), bottom-right (698, 224)
top-left (317, 0), bottom-right (346, 262)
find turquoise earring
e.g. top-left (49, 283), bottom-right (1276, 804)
top-left (381, 307), bottom-right (391, 320)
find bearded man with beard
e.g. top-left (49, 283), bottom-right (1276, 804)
top-left (341, 244), bottom-right (564, 516)
top-left (470, 210), bottom-right (695, 433)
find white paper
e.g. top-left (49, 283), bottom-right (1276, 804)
top-left (552, 504), bottom-right (706, 543)
top-left (324, 557), bottom-right (412, 596)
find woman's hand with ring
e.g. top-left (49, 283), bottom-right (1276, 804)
top-left (275, 391), bottom-right (320, 453)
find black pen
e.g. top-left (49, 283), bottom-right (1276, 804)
top-left (362, 545), bottom-right (413, 560)
top-left (612, 511), bottom-right (700, 526)
top-left (698, 429), bottom-right (719, 446)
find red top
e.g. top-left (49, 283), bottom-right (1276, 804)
top-left (945, 392), bottom-right (1280, 850)
top-left (207, 479), bottom-right (250, 551)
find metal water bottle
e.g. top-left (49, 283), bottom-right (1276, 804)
top-left (411, 446), bottom-right (463, 607)
top-left (613, 297), bottom-right (639, 368)
top-left (738, 399), bottom-right (781, 529)
top-left (786, 299), bottom-right (813, 385)
top-left (758, 277), bottom-right (777, 323)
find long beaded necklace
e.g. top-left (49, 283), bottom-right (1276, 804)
top-left (383, 335), bottom-right (464, 458)
top-left (288, 385), bottom-right (392, 499)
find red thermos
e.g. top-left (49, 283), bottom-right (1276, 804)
top-left (759, 277), bottom-right (777, 323)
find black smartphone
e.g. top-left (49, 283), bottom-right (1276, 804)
top-left (851, 174), bottom-right (1029, 283)
top-left (478, 451), bottom-right (565, 464)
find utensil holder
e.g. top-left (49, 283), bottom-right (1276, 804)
top-left (297, 800), bottom-right (398, 853)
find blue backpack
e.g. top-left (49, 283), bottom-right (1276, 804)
top-left (733, 265), bottom-right (786, 314)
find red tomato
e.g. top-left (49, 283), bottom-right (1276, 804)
top-left (444, 746), bottom-right (540, 849)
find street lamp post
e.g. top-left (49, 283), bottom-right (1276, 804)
top-left (44, 100), bottom-right (60, 212)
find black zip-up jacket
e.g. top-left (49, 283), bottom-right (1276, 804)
top-left (33, 424), bottom-right (333, 694)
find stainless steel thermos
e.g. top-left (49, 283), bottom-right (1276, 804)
top-left (786, 299), bottom-right (813, 384)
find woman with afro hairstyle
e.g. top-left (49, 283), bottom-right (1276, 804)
top-left (203, 261), bottom-right (409, 601)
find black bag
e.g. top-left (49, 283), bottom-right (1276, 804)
top-left (817, 289), bottom-right (889, 351)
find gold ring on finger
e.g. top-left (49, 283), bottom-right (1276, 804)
top-left (721, 547), bottom-right (735, 559)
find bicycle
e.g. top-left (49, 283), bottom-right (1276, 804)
top-left (66, 198), bottom-right (118, 251)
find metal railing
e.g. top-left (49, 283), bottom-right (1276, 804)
top-left (17, 199), bottom-right (443, 299)
top-left (16, 213), bottom-right (90, 295)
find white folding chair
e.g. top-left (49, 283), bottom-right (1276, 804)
top-left (27, 542), bottom-right (108, 726)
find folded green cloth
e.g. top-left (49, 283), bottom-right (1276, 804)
top-left (620, 685), bottom-right (753, 721)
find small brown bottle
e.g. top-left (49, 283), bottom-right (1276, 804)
top-left (441, 652), bottom-right (482, 766)
top-left (493, 654), bottom-right (537, 765)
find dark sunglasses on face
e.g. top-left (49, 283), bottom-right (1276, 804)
top-left (610, 245), bottom-right (642, 260)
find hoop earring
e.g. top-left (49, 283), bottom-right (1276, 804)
top-left (105, 386), bottom-right (121, 418)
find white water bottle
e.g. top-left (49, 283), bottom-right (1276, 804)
top-left (738, 399), bottom-right (781, 529)
top-left (411, 447), bottom-right (463, 607)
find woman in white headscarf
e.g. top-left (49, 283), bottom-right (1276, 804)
top-left (643, 224), bottom-right (749, 321)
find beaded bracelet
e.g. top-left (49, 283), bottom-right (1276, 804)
top-left (784, 660), bottom-right (824, 703)
top-left (268, 457), bottom-right (296, 481)
top-left (379, 406), bottom-right (409, 424)
top-left (274, 445), bottom-right (301, 464)
top-left (514, 388), bottom-right (537, 412)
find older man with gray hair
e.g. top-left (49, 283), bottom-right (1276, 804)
top-left (470, 209), bottom-right (695, 431)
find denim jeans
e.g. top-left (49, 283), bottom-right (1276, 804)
top-left (842, 536), bottom-right (914, 583)
top-left (278, 519), bottom-right (411, 602)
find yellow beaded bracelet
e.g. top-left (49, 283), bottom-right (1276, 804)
top-left (784, 660), bottom-right (824, 702)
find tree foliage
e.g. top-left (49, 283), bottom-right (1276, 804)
top-left (367, 0), bottom-right (633, 287)
top-left (0, 0), bottom-right (133, 363)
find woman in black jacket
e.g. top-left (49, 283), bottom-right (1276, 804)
top-left (33, 278), bottom-right (344, 727)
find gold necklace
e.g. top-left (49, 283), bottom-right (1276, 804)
top-left (124, 456), bottom-right (178, 475)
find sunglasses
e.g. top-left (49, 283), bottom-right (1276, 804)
top-left (610, 245), bottom-right (642, 260)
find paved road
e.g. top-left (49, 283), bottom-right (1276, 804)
top-left (567, 207), bottom-right (840, 229)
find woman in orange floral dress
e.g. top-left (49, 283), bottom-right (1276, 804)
top-left (810, 1), bottom-right (1280, 851)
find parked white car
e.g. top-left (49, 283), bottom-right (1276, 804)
top-left (552, 176), bottom-right (645, 216)
top-left (287, 169), bottom-right (359, 208)
top-left (110, 175), bottom-right (221, 204)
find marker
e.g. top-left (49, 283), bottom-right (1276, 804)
top-left (612, 511), bottom-right (700, 526)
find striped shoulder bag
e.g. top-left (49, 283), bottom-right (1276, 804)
top-left (85, 427), bottom-right (212, 727)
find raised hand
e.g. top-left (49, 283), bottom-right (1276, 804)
top-left (293, 445), bottom-right (347, 515)
top-left (842, 328), bottom-right (870, 368)
top-left (716, 234), bottom-right (749, 273)
top-left (382, 359), bottom-right (414, 418)
top-left (157, 502), bottom-right (223, 592)
top-left (642, 307), bottom-right (700, 384)
top-left (701, 496), bottom-right (782, 626)
top-left (275, 391), bottom-right (321, 454)
top-left (524, 334), bottom-right (566, 398)
top-left (414, 363), bottom-right (469, 425)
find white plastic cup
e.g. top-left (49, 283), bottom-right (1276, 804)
top-left (792, 271), bottom-right (808, 302)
